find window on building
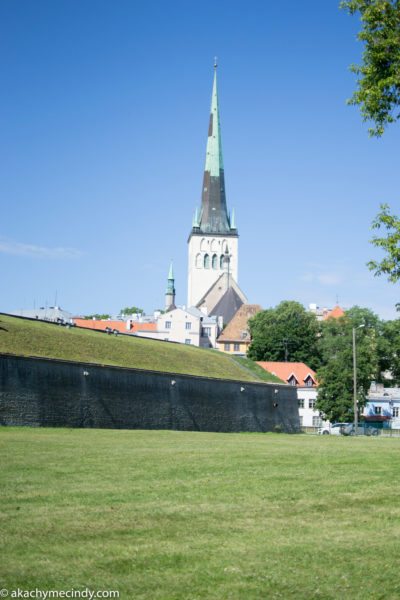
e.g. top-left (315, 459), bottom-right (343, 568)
top-left (220, 254), bottom-right (224, 269)
top-left (374, 406), bottom-right (382, 415)
top-left (185, 339), bottom-right (191, 345)
top-left (165, 321), bottom-right (171, 329)
top-left (212, 254), bottom-right (218, 269)
top-left (308, 399), bottom-right (316, 409)
top-left (195, 253), bottom-right (202, 268)
top-left (224, 343), bottom-right (231, 351)
top-left (204, 254), bottom-right (210, 269)
top-left (393, 407), bottom-right (399, 417)
top-left (202, 327), bottom-right (211, 336)
top-left (312, 416), bottom-right (323, 427)
top-left (298, 398), bottom-right (304, 408)
top-left (233, 343), bottom-right (240, 351)
top-left (288, 376), bottom-right (297, 386)
top-left (305, 377), bottom-right (314, 387)
top-left (185, 322), bottom-right (191, 330)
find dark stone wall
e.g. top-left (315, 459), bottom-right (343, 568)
top-left (0, 354), bottom-right (300, 433)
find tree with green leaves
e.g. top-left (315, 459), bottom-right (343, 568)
top-left (316, 307), bottom-right (381, 422)
top-left (341, 3), bottom-right (400, 297)
top-left (120, 306), bottom-right (144, 316)
top-left (368, 203), bottom-right (400, 284)
top-left (378, 317), bottom-right (400, 382)
top-left (340, 0), bottom-right (400, 137)
top-left (247, 301), bottom-right (321, 370)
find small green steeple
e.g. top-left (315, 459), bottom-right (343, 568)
top-left (168, 262), bottom-right (174, 282)
top-left (165, 261), bottom-right (176, 311)
top-left (192, 207), bottom-right (200, 228)
top-left (230, 208), bottom-right (236, 230)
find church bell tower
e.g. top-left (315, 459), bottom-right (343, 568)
top-left (187, 62), bottom-right (239, 307)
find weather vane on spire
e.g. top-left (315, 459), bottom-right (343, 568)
top-left (214, 56), bottom-right (218, 68)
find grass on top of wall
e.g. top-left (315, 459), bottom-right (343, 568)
top-left (2, 427), bottom-right (400, 599)
top-left (232, 355), bottom-right (283, 384)
top-left (0, 314), bottom-right (280, 383)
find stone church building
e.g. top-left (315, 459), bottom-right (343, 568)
top-left (135, 64), bottom-right (249, 347)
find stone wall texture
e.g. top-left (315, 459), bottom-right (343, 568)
top-left (0, 354), bottom-right (300, 433)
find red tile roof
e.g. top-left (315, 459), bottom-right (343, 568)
top-left (324, 305), bottom-right (345, 320)
top-left (256, 361), bottom-right (318, 387)
top-left (217, 304), bottom-right (262, 342)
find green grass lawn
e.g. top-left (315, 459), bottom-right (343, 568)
top-left (0, 314), bottom-right (281, 383)
top-left (1, 428), bottom-right (400, 599)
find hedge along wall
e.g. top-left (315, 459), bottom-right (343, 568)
top-left (0, 354), bottom-right (300, 433)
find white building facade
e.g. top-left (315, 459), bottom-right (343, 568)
top-left (136, 306), bottom-right (220, 348)
top-left (297, 387), bottom-right (329, 429)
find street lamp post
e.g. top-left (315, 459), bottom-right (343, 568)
top-left (352, 324), bottom-right (365, 435)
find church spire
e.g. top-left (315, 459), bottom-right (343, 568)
top-left (196, 63), bottom-right (233, 234)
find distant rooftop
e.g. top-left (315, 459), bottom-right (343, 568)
top-left (308, 303), bottom-right (345, 322)
top-left (9, 307), bottom-right (73, 323)
top-left (257, 361), bottom-right (317, 387)
top-left (217, 304), bottom-right (262, 342)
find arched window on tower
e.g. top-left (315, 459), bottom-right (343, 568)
top-left (220, 254), bottom-right (224, 269)
top-left (195, 253), bottom-right (202, 268)
top-left (212, 254), bottom-right (218, 269)
top-left (204, 254), bottom-right (210, 269)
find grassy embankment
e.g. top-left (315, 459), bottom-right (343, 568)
top-left (1, 428), bottom-right (400, 599)
top-left (0, 314), bottom-right (280, 383)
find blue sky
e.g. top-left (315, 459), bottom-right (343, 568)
top-left (1, 0), bottom-right (399, 319)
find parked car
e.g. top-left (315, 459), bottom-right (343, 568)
top-left (344, 424), bottom-right (379, 436)
top-left (318, 423), bottom-right (350, 435)
top-left (318, 423), bottom-right (379, 436)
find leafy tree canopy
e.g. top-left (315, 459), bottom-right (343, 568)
top-left (120, 306), bottom-right (144, 316)
top-left (341, 0), bottom-right (400, 136)
top-left (247, 301), bottom-right (321, 370)
top-left (368, 203), bottom-right (400, 283)
top-left (378, 317), bottom-right (400, 383)
top-left (316, 307), bottom-right (381, 422)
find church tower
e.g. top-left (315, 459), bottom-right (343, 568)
top-left (187, 63), bottom-right (239, 307)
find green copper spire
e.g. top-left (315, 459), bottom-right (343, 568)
top-left (165, 261), bottom-right (176, 311)
top-left (166, 261), bottom-right (175, 293)
top-left (204, 66), bottom-right (224, 177)
top-left (196, 62), bottom-right (232, 235)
